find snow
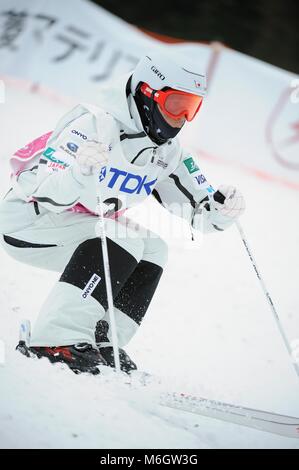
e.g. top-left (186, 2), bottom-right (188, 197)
top-left (0, 83), bottom-right (298, 449)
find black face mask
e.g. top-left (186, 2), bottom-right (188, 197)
top-left (134, 86), bottom-right (184, 145)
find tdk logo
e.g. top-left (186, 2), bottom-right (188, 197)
top-left (151, 66), bottom-right (165, 81)
top-left (82, 274), bottom-right (101, 299)
top-left (107, 168), bottom-right (157, 195)
top-left (71, 130), bottom-right (87, 140)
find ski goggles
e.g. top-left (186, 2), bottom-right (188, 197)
top-left (140, 83), bottom-right (203, 121)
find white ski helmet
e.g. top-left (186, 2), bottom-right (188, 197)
top-left (131, 49), bottom-right (207, 97)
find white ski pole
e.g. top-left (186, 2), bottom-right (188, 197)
top-left (235, 219), bottom-right (299, 378)
top-left (95, 174), bottom-right (120, 373)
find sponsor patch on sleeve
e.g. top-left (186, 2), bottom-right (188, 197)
top-left (194, 174), bottom-right (207, 185)
top-left (42, 147), bottom-right (70, 172)
top-left (42, 147), bottom-right (56, 158)
top-left (183, 156), bottom-right (200, 174)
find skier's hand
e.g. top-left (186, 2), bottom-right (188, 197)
top-left (75, 111), bottom-right (117, 176)
top-left (212, 185), bottom-right (245, 220)
top-left (76, 140), bottom-right (110, 176)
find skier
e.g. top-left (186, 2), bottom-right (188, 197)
top-left (0, 50), bottom-right (245, 375)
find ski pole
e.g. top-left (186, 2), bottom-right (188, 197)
top-left (95, 173), bottom-right (120, 373)
top-left (235, 219), bottom-right (299, 379)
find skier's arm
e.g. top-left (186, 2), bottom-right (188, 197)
top-left (153, 147), bottom-right (245, 233)
top-left (30, 109), bottom-right (112, 213)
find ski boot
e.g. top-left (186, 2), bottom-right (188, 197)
top-left (16, 341), bottom-right (107, 375)
top-left (95, 320), bottom-right (137, 374)
top-left (16, 319), bottom-right (107, 375)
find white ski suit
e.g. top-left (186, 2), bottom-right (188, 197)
top-left (0, 74), bottom-right (236, 348)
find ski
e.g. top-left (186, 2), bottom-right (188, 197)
top-left (159, 391), bottom-right (299, 439)
top-left (17, 320), bottom-right (299, 439)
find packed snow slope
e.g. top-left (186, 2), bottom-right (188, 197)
top-left (0, 84), bottom-right (298, 449)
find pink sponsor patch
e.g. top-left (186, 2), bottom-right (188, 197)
top-left (11, 131), bottom-right (53, 175)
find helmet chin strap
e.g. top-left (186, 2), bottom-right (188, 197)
top-left (134, 85), bottom-right (183, 145)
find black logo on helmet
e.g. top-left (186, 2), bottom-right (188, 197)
top-left (151, 66), bottom-right (165, 81)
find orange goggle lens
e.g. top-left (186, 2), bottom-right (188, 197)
top-left (140, 83), bottom-right (203, 121)
top-left (163, 92), bottom-right (203, 121)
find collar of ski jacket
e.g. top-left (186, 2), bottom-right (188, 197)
top-left (95, 73), bottom-right (145, 135)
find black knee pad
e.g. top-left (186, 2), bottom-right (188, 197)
top-left (113, 260), bottom-right (163, 325)
top-left (60, 237), bottom-right (138, 310)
